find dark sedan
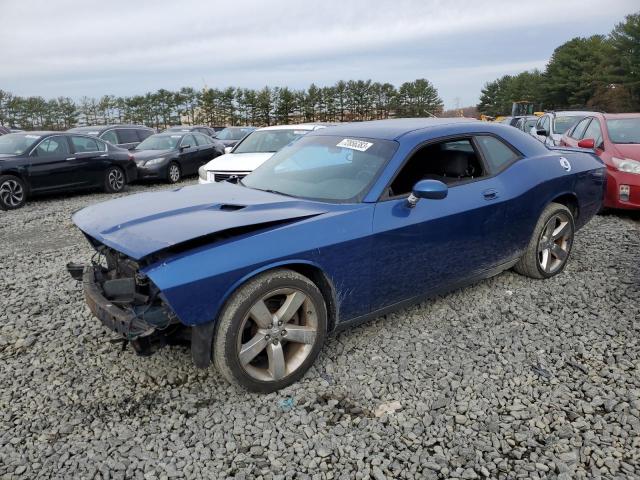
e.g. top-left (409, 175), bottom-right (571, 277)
top-left (214, 126), bottom-right (256, 151)
top-left (132, 131), bottom-right (224, 183)
top-left (0, 132), bottom-right (136, 210)
top-left (68, 124), bottom-right (155, 150)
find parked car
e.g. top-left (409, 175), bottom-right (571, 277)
top-left (0, 132), bottom-right (136, 210)
top-left (68, 125), bottom-right (155, 150)
top-left (560, 112), bottom-right (640, 209)
top-left (531, 111), bottom-right (591, 146)
top-left (68, 118), bottom-right (605, 392)
top-left (165, 125), bottom-right (220, 138)
top-left (0, 126), bottom-right (10, 136)
top-left (198, 124), bottom-right (328, 184)
top-left (131, 131), bottom-right (224, 183)
top-left (515, 115), bottom-right (538, 133)
top-left (213, 126), bottom-right (256, 152)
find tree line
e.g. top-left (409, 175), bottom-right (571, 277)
top-left (478, 11), bottom-right (640, 117)
top-left (0, 79), bottom-right (444, 131)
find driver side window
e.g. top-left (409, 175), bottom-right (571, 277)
top-left (388, 138), bottom-right (486, 198)
top-left (181, 134), bottom-right (196, 148)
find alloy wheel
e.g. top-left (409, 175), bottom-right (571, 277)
top-left (0, 179), bottom-right (24, 207)
top-left (108, 169), bottom-right (125, 191)
top-left (537, 211), bottom-right (573, 274)
top-left (237, 288), bottom-right (318, 382)
top-left (169, 164), bottom-right (180, 183)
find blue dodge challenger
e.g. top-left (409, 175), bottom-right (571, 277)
top-left (69, 118), bottom-right (606, 392)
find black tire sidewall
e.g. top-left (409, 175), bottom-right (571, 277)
top-left (534, 205), bottom-right (575, 279)
top-left (0, 175), bottom-right (27, 210)
top-left (215, 270), bottom-right (327, 393)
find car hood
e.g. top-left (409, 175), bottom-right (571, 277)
top-left (0, 153), bottom-right (17, 159)
top-left (612, 144), bottom-right (640, 160)
top-left (131, 149), bottom-right (175, 161)
top-left (203, 152), bottom-right (274, 172)
top-left (73, 182), bottom-right (328, 260)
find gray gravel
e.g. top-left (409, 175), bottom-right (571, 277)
top-left (1, 181), bottom-right (639, 479)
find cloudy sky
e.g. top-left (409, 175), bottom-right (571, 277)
top-left (0, 0), bottom-right (637, 109)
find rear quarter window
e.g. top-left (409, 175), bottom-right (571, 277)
top-left (116, 129), bottom-right (139, 144)
top-left (475, 136), bottom-right (520, 173)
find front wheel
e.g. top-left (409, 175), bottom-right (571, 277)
top-left (104, 166), bottom-right (125, 193)
top-left (167, 162), bottom-right (181, 184)
top-left (0, 175), bottom-right (27, 210)
top-left (514, 202), bottom-right (575, 279)
top-left (213, 269), bottom-right (327, 393)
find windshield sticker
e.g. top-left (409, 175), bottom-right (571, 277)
top-left (337, 138), bottom-right (373, 152)
top-left (87, 131), bottom-right (99, 135)
top-left (293, 130), bottom-right (307, 135)
top-left (25, 134), bottom-right (41, 139)
top-left (171, 135), bottom-right (182, 138)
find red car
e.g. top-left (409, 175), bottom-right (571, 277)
top-left (560, 113), bottom-right (640, 210)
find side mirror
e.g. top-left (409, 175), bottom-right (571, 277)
top-left (407, 179), bottom-right (448, 208)
top-left (224, 146), bottom-right (233, 154)
top-left (536, 128), bottom-right (548, 137)
top-left (578, 138), bottom-right (595, 149)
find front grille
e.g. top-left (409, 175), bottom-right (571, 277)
top-left (213, 171), bottom-right (249, 183)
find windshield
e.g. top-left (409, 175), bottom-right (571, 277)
top-left (242, 135), bottom-right (398, 202)
top-left (553, 115), bottom-right (585, 134)
top-left (136, 134), bottom-right (181, 150)
top-left (234, 129), bottom-right (309, 154)
top-left (0, 133), bottom-right (41, 155)
top-left (216, 127), bottom-right (253, 141)
top-left (607, 118), bottom-right (640, 144)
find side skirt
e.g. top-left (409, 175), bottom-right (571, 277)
top-left (333, 258), bottom-right (519, 333)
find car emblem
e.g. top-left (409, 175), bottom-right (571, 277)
top-left (559, 157), bottom-right (571, 172)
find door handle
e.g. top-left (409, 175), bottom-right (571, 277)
top-left (482, 189), bottom-right (499, 200)
top-left (65, 157), bottom-right (76, 161)
top-left (99, 153), bottom-right (108, 157)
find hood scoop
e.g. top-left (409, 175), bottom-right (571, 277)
top-left (218, 204), bottom-right (246, 212)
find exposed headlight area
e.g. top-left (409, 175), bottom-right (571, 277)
top-left (144, 157), bottom-right (165, 166)
top-left (612, 157), bottom-right (640, 175)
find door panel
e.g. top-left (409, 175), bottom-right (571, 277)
top-left (370, 177), bottom-right (508, 311)
top-left (27, 136), bottom-right (78, 192)
top-left (179, 134), bottom-right (198, 175)
top-left (69, 136), bottom-right (109, 186)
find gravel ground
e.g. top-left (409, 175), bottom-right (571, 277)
top-left (1, 181), bottom-right (639, 480)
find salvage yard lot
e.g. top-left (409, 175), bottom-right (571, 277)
top-left (1, 182), bottom-right (639, 479)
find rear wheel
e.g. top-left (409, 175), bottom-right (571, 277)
top-left (213, 269), bottom-right (327, 392)
top-left (0, 175), bottom-right (27, 210)
top-left (104, 166), bottom-right (125, 193)
top-left (514, 202), bottom-right (574, 279)
top-left (167, 162), bottom-right (181, 184)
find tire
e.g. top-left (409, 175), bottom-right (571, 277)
top-left (213, 269), bottom-right (327, 393)
top-left (514, 202), bottom-right (575, 279)
top-left (0, 175), bottom-right (27, 210)
top-left (167, 162), bottom-right (181, 184)
top-left (104, 166), bottom-right (126, 193)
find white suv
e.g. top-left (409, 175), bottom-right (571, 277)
top-left (531, 111), bottom-right (592, 146)
top-left (198, 124), bottom-right (328, 184)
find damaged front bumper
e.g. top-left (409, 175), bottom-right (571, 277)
top-left (81, 266), bottom-right (154, 339)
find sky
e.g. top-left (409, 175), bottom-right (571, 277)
top-left (0, 0), bottom-right (637, 110)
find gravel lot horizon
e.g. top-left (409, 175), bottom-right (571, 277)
top-left (1, 180), bottom-right (639, 479)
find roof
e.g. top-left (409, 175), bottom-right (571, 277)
top-left (256, 123), bottom-right (329, 132)
top-left (310, 118), bottom-right (478, 141)
top-left (69, 124), bottom-right (153, 132)
top-left (547, 111), bottom-right (595, 117)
